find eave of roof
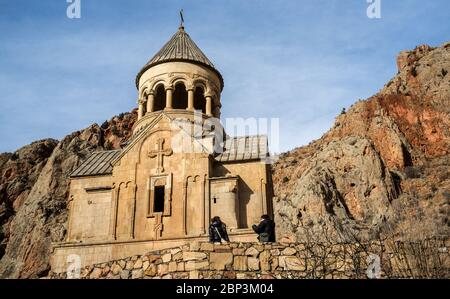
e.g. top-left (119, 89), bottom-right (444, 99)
top-left (215, 135), bottom-right (269, 162)
top-left (70, 150), bottom-right (121, 178)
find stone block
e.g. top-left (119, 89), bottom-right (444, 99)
top-left (236, 273), bottom-right (247, 279)
top-left (183, 251), bottom-right (207, 261)
top-left (271, 257), bottom-right (279, 271)
top-left (171, 248), bottom-right (181, 255)
top-left (185, 261), bottom-right (209, 271)
top-left (173, 251), bottom-right (183, 261)
top-left (120, 270), bottom-right (130, 279)
top-left (190, 241), bottom-right (200, 251)
top-left (101, 265), bottom-right (110, 276)
top-left (132, 269), bottom-right (143, 279)
top-left (111, 263), bottom-right (122, 275)
top-left (89, 268), bottom-right (102, 279)
top-left (145, 264), bottom-right (157, 277)
top-left (168, 262), bottom-right (177, 273)
top-left (232, 248), bottom-right (245, 255)
top-left (214, 244), bottom-right (231, 251)
top-left (200, 242), bottom-right (215, 252)
top-left (162, 253), bottom-right (172, 263)
top-left (157, 263), bottom-right (169, 276)
top-left (233, 256), bottom-right (248, 271)
top-left (270, 249), bottom-right (280, 256)
top-left (189, 270), bottom-right (199, 279)
top-left (281, 247), bottom-right (297, 256)
top-left (142, 261), bottom-right (150, 271)
top-left (210, 252), bottom-right (233, 270)
top-left (133, 259), bottom-right (143, 269)
top-left (245, 247), bottom-right (259, 257)
top-left (223, 271), bottom-right (236, 279)
top-left (173, 272), bottom-right (189, 279)
top-left (255, 244), bottom-right (264, 252)
top-left (177, 262), bottom-right (185, 272)
top-left (125, 261), bottom-right (134, 270)
top-left (248, 257), bottom-right (260, 271)
top-left (280, 256), bottom-right (306, 271)
top-left (147, 254), bottom-right (160, 263)
top-left (259, 250), bottom-right (271, 271)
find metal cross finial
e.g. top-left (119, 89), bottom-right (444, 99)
top-left (179, 9), bottom-right (184, 28)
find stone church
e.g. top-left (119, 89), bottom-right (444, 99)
top-left (51, 25), bottom-right (274, 273)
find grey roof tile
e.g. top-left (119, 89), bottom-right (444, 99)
top-left (136, 27), bottom-right (223, 89)
top-left (215, 135), bottom-right (269, 162)
top-left (70, 150), bottom-right (121, 177)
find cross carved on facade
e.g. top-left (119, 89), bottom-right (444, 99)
top-left (148, 138), bottom-right (173, 173)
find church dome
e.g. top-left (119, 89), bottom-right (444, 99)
top-left (136, 26), bottom-right (224, 90)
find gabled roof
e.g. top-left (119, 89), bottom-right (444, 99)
top-left (70, 150), bottom-right (121, 178)
top-left (136, 26), bottom-right (224, 90)
top-left (215, 135), bottom-right (269, 162)
top-left (70, 127), bottom-right (269, 178)
top-left (110, 112), bottom-right (175, 166)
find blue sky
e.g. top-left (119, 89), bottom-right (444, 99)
top-left (0, 0), bottom-right (449, 153)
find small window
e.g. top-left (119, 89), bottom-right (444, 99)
top-left (154, 186), bottom-right (165, 213)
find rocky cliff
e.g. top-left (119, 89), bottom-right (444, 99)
top-left (0, 42), bottom-right (449, 278)
top-left (273, 42), bottom-right (450, 243)
top-left (0, 111), bottom-right (137, 278)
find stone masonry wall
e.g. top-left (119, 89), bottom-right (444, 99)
top-left (49, 240), bottom-right (449, 279)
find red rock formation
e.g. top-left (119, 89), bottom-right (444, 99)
top-left (274, 42), bottom-right (450, 243)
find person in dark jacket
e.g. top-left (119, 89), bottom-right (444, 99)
top-left (252, 215), bottom-right (276, 243)
top-left (209, 216), bottom-right (230, 243)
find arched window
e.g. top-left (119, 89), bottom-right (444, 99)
top-left (172, 82), bottom-right (188, 110)
top-left (194, 86), bottom-right (206, 114)
top-left (154, 84), bottom-right (166, 111)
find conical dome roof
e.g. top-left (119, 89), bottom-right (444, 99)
top-left (136, 26), bottom-right (224, 90)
